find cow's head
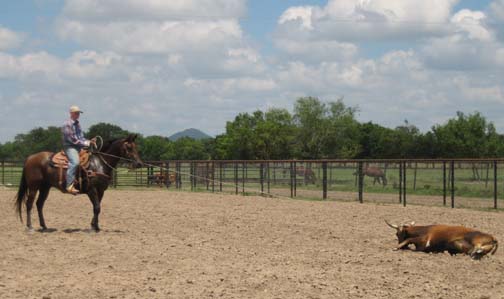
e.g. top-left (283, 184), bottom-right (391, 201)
top-left (385, 220), bottom-right (415, 243)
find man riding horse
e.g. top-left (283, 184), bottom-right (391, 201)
top-left (16, 114), bottom-right (144, 232)
top-left (62, 105), bottom-right (96, 195)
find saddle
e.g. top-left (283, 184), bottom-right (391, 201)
top-left (51, 150), bottom-right (90, 169)
top-left (50, 150), bottom-right (91, 192)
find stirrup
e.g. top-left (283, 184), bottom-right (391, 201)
top-left (66, 184), bottom-right (80, 195)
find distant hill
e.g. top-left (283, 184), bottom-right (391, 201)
top-left (168, 128), bottom-right (212, 141)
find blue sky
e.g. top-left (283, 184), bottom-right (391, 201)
top-left (0, 0), bottom-right (503, 142)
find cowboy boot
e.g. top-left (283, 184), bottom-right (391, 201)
top-left (66, 183), bottom-right (80, 195)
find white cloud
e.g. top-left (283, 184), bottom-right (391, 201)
top-left (453, 76), bottom-right (504, 104)
top-left (2, 0), bottom-right (504, 142)
top-left (0, 52), bottom-right (62, 81)
top-left (62, 0), bottom-right (246, 21)
top-left (451, 9), bottom-right (492, 41)
top-left (0, 51), bottom-right (125, 81)
top-left (490, 0), bottom-right (504, 21)
top-left (489, 0), bottom-right (504, 41)
top-left (421, 31), bottom-right (504, 70)
top-left (273, 38), bottom-right (358, 63)
top-left (57, 19), bottom-right (243, 55)
top-left (0, 53), bottom-right (19, 78)
top-left (64, 50), bottom-right (122, 78)
top-left (276, 0), bottom-right (460, 43)
top-left (0, 26), bottom-right (24, 50)
top-left (279, 6), bottom-right (315, 29)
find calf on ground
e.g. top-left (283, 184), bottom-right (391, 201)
top-left (385, 220), bottom-right (498, 259)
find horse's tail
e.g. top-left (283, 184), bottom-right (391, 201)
top-left (15, 165), bottom-right (28, 223)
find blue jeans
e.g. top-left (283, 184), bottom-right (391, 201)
top-left (64, 146), bottom-right (80, 188)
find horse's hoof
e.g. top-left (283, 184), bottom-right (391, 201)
top-left (25, 227), bottom-right (35, 233)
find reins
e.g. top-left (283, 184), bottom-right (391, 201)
top-left (89, 136), bottom-right (288, 199)
top-left (96, 151), bottom-right (290, 200)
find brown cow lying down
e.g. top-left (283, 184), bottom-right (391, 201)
top-left (385, 220), bottom-right (498, 260)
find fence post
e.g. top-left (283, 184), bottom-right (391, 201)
top-left (260, 162), bottom-right (264, 195)
top-left (443, 161), bottom-right (447, 206)
top-left (290, 161), bottom-right (294, 198)
top-left (1, 160), bottom-right (4, 185)
top-left (206, 162), bottom-right (210, 191)
top-left (494, 161), bottom-right (498, 209)
top-left (267, 162), bottom-right (271, 194)
top-left (399, 162), bottom-right (403, 203)
top-left (234, 162), bottom-right (238, 195)
top-left (358, 161), bottom-right (363, 203)
top-left (450, 160), bottom-right (455, 208)
top-left (174, 162), bottom-right (178, 189)
top-left (413, 162), bottom-right (417, 191)
top-left (211, 162), bottom-right (215, 193)
top-left (322, 161), bottom-right (328, 200)
top-left (219, 162), bottom-right (223, 192)
top-left (403, 161), bottom-right (407, 207)
top-left (190, 161), bottom-right (197, 191)
top-left (242, 162), bottom-right (246, 195)
top-left (294, 161), bottom-right (297, 197)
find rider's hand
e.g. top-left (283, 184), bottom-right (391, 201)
top-left (90, 137), bottom-right (97, 146)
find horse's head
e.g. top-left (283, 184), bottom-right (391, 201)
top-left (102, 134), bottom-right (143, 168)
top-left (121, 134), bottom-right (144, 168)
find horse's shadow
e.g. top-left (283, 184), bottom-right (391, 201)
top-left (62, 228), bottom-right (126, 234)
top-left (28, 227), bottom-right (126, 234)
top-left (36, 228), bottom-right (58, 233)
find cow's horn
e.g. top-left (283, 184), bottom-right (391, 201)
top-left (384, 220), bottom-right (398, 229)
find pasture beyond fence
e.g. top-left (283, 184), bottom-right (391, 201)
top-left (1, 159), bottom-right (504, 210)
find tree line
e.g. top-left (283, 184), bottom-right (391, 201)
top-left (1, 97), bottom-right (503, 161)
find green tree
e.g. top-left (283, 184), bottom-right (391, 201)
top-left (356, 122), bottom-right (393, 158)
top-left (293, 97), bottom-right (329, 159)
top-left (293, 97), bottom-right (359, 159)
top-left (432, 112), bottom-right (499, 158)
top-left (0, 141), bottom-right (23, 160)
top-left (86, 122), bottom-right (130, 141)
top-left (218, 112), bottom-right (263, 159)
top-left (13, 126), bottom-right (62, 158)
top-left (170, 137), bottom-right (209, 160)
top-left (256, 108), bottom-right (296, 159)
top-left (138, 135), bottom-right (173, 161)
top-left (324, 100), bottom-right (361, 158)
top-left (391, 120), bottom-right (422, 158)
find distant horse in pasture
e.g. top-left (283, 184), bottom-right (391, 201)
top-left (148, 173), bottom-right (176, 188)
top-left (15, 135), bottom-right (143, 232)
top-left (354, 165), bottom-right (387, 186)
top-left (283, 166), bottom-right (317, 184)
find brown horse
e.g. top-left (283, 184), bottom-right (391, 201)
top-left (282, 166), bottom-right (317, 184)
top-left (147, 173), bottom-right (176, 188)
top-left (15, 134), bottom-right (143, 232)
top-left (354, 165), bottom-right (387, 186)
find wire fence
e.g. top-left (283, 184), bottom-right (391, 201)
top-left (2, 159), bottom-right (503, 210)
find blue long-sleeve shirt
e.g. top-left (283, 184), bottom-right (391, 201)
top-left (62, 119), bottom-right (90, 148)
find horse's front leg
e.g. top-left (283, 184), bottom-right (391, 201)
top-left (87, 188), bottom-right (101, 232)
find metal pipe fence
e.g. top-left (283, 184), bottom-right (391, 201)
top-left (1, 159), bottom-right (503, 210)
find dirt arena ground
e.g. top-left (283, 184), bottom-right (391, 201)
top-left (1, 189), bottom-right (503, 299)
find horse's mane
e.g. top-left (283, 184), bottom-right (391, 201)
top-left (98, 134), bottom-right (137, 153)
top-left (100, 137), bottom-right (124, 152)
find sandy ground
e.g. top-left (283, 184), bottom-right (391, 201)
top-left (1, 189), bottom-right (503, 299)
